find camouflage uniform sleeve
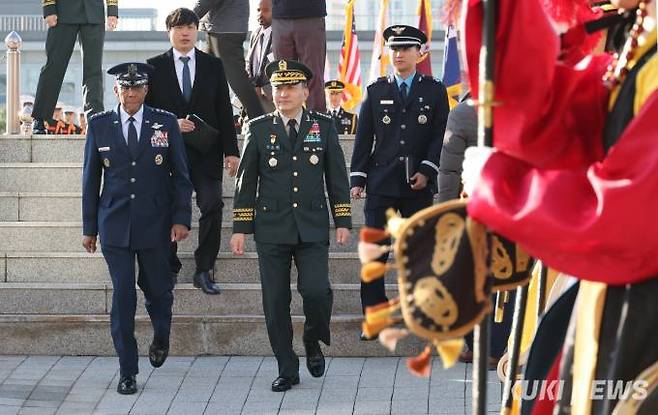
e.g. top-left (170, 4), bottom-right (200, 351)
top-left (323, 117), bottom-right (352, 229)
top-left (232, 123), bottom-right (259, 234)
top-left (42, 0), bottom-right (57, 18)
top-left (106, 0), bottom-right (118, 17)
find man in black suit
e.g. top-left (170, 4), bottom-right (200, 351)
top-left (246, 0), bottom-right (275, 113)
top-left (146, 8), bottom-right (239, 295)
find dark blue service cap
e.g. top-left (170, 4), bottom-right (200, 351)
top-left (107, 62), bottom-right (154, 87)
top-left (383, 25), bottom-right (427, 47)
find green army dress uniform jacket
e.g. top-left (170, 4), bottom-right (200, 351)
top-left (42, 0), bottom-right (118, 24)
top-left (233, 110), bottom-right (352, 243)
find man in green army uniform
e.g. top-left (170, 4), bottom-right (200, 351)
top-left (230, 60), bottom-right (352, 392)
top-left (32, 0), bottom-right (118, 134)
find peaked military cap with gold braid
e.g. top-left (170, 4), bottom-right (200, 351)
top-left (266, 59), bottom-right (314, 86)
top-left (358, 199), bottom-right (533, 376)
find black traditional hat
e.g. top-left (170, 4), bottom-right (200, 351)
top-left (266, 59), bottom-right (313, 86)
top-left (107, 62), bottom-right (154, 87)
top-left (324, 80), bottom-right (345, 92)
top-left (383, 25), bottom-right (427, 48)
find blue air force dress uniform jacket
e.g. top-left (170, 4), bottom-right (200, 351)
top-left (82, 104), bottom-right (193, 377)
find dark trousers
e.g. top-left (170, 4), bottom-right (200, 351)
top-left (361, 193), bottom-right (433, 309)
top-left (464, 292), bottom-right (516, 359)
top-left (271, 17), bottom-right (327, 112)
top-left (102, 242), bottom-right (174, 377)
top-left (32, 23), bottom-right (104, 120)
top-left (171, 168), bottom-right (223, 275)
top-left (207, 32), bottom-right (264, 120)
top-left (256, 240), bottom-right (333, 378)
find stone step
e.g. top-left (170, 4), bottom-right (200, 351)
top-left (0, 191), bottom-right (367, 223)
top-left (0, 314), bottom-right (424, 356)
top-left (0, 282), bottom-right (399, 316)
top-left (0, 162), bottom-right (355, 195)
top-left (0, 222), bottom-right (363, 252)
top-left (1, 251), bottom-right (397, 285)
top-left (0, 134), bottom-right (356, 163)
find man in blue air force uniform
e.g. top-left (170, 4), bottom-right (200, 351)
top-left (350, 25), bottom-right (449, 339)
top-left (81, 63), bottom-right (193, 395)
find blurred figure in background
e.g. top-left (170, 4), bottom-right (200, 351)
top-left (247, 0), bottom-right (275, 113)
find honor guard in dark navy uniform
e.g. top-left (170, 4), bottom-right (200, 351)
top-left (81, 63), bottom-right (193, 395)
top-left (324, 80), bottom-right (358, 135)
top-left (350, 25), bottom-right (449, 339)
top-left (230, 60), bottom-right (352, 392)
top-left (32, 0), bottom-right (119, 134)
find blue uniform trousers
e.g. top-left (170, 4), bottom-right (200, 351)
top-left (361, 193), bottom-right (434, 309)
top-left (102, 240), bottom-right (174, 377)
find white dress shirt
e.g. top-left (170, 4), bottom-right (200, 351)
top-left (119, 105), bottom-right (144, 143)
top-left (173, 48), bottom-right (196, 94)
top-left (278, 109), bottom-right (303, 135)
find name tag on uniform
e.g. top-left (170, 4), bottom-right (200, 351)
top-left (380, 100), bottom-right (394, 105)
top-left (98, 147), bottom-right (110, 152)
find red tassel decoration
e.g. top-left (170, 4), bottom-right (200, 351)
top-left (407, 346), bottom-right (432, 377)
top-left (360, 227), bottom-right (389, 243)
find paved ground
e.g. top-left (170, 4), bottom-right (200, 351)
top-left (0, 356), bottom-right (502, 415)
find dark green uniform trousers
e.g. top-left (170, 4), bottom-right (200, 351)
top-left (32, 23), bottom-right (105, 120)
top-left (256, 240), bottom-right (333, 378)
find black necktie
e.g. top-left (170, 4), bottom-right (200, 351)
top-left (400, 82), bottom-right (408, 103)
top-left (288, 119), bottom-right (298, 145)
top-left (127, 116), bottom-right (139, 158)
top-left (180, 56), bottom-right (192, 103)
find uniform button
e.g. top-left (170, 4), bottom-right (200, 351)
top-left (130, 194), bottom-right (135, 199)
top-left (293, 203), bottom-right (298, 208)
top-left (293, 187), bottom-right (298, 192)
top-left (131, 161), bottom-right (136, 166)
top-left (130, 178), bottom-right (136, 183)
top-left (399, 156), bottom-right (405, 161)
top-left (292, 156), bottom-right (298, 161)
top-left (293, 171), bottom-right (298, 176)
top-left (400, 140), bottom-right (405, 145)
top-left (401, 124), bottom-right (406, 130)
top-left (402, 109), bottom-right (406, 113)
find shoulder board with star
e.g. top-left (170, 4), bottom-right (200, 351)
top-left (88, 109), bottom-right (113, 122)
top-left (309, 111), bottom-right (332, 122)
top-left (423, 75), bottom-right (443, 84)
top-left (248, 113), bottom-right (275, 126)
top-left (151, 107), bottom-right (176, 118)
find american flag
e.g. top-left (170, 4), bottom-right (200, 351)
top-left (338, 0), bottom-right (363, 111)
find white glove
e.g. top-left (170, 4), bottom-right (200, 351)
top-left (462, 146), bottom-right (494, 197)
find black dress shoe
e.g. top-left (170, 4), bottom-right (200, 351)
top-left (271, 374), bottom-right (300, 392)
top-left (360, 332), bottom-right (377, 341)
top-left (193, 271), bottom-right (220, 295)
top-left (32, 119), bottom-right (47, 135)
top-left (117, 374), bottom-right (137, 395)
top-left (149, 342), bottom-right (169, 368)
top-left (304, 340), bottom-right (325, 378)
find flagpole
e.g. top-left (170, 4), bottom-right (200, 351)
top-left (474, 0), bottom-right (497, 413)
top-left (500, 284), bottom-right (529, 415)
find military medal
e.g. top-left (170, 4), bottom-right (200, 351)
top-left (268, 157), bottom-right (278, 167)
top-left (270, 134), bottom-right (276, 144)
top-left (155, 154), bottom-right (163, 165)
top-left (382, 115), bottom-right (391, 125)
top-left (103, 158), bottom-right (110, 168)
top-left (418, 114), bottom-right (428, 124)
top-left (309, 154), bottom-right (319, 165)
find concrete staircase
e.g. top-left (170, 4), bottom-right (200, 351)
top-left (0, 134), bottom-right (423, 357)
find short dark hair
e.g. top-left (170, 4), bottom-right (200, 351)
top-left (165, 8), bottom-right (199, 30)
